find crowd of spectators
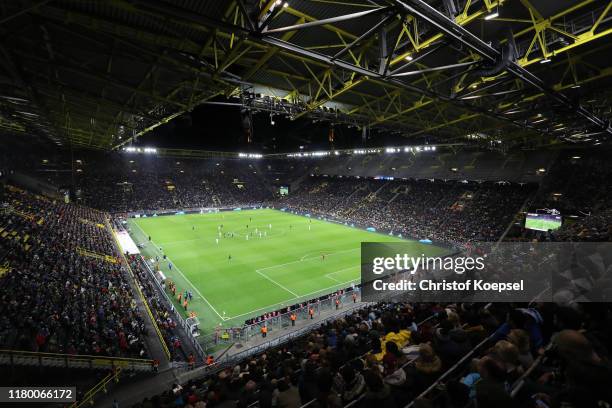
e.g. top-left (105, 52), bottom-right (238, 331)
top-left (276, 177), bottom-right (533, 245)
top-left (0, 186), bottom-right (147, 357)
top-left (533, 153), bottom-right (612, 215)
top-left (69, 157), bottom-right (273, 213)
top-left (128, 253), bottom-right (190, 362)
top-left (515, 152), bottom-right (612, 243)
top-left (132, 301), bottom-right (612, 408)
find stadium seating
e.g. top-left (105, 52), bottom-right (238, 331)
top-left (0, 186), bottom-right (147, 357)
top-left (128, 253), bottom-right (190, 362)
top-left (277, 177), bottom-right (534, 245)
top-left (131, 301), bottom-right (612, 408)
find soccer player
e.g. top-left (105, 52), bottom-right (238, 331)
top-left (168, 262), bottom-right (173, 270)
top-left (192, 225), bottom-right (195, 231)
top-left (216, 238), bottom-right (219, 245)
top-left (228, 254), bottom-right (232, 262)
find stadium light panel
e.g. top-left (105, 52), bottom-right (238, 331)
top-left (484, 7), bottom-right (499, 20)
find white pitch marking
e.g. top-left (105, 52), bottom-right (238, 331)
top-left (255, 269), bottom-right (300, 297)
top-left (132, 221), bottom-right (225, 320)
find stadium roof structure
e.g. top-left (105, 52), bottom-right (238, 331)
top-left (0, 0), bottom-right (610, 150)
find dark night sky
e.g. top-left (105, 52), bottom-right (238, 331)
top-left (140, 99), bottom-right (418, 152)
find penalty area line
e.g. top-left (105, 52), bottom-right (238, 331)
top-left (255, 269), bottom-right (300, 298)
top-left (324, 266), bottom-right (360, 283)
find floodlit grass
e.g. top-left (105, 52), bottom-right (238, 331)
top-left (128, 209), bottom-right (446, 331)
top-left (525, 218), bottom-right (562, 232)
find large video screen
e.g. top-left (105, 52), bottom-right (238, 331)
top-left (525, 213), bottom-right (562, 231)
top-left (279, 186), bottom-right (289, 196)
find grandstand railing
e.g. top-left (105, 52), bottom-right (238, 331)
top-left (203, 289), bottom-right (360, 349)
top-left (70, 367), bottom-right (122, 408)
top-left (203, 261), bottom-right (440, 352)
top-left (332, 314), bottom-right (437, 408)
top-left (226, 301), bottom-right (367, 364)
top-left (0, 349), bottom-right (154, 372)
top-left (174, 301), bottom-right (371, 385)
top-left (509, 343), bottom-right (552, 398)
top-left (403, 330), bottom-right (497, 408)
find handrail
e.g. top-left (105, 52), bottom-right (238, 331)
top-left (0, 349), bottom-right (153, 364)
top-left (510, 343), bottom-right (552, 398)
top-left (297, 311), bottom-right (441, 408)
top-left (70, 368), bottom-right (122, 408)
top-left (344, 354), bottom-right (421, 408)
top-left (404, 331), bottom-right (497, 408)
top-left (228, 302), bottom-right (368, 363)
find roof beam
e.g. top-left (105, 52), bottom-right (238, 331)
top-left (0, 43), bottom-right (63, 144)
top-left (0, 0), bottom-right (51, 25)
top-left (263, 7), bottom-right (392, 34)
top-left (392, 0), bottom-right (612, 136)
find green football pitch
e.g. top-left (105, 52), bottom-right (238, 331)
top-left (127, 209), bottom-right (446, 333)
top-left (525, 218), bottom-right (562, 231)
